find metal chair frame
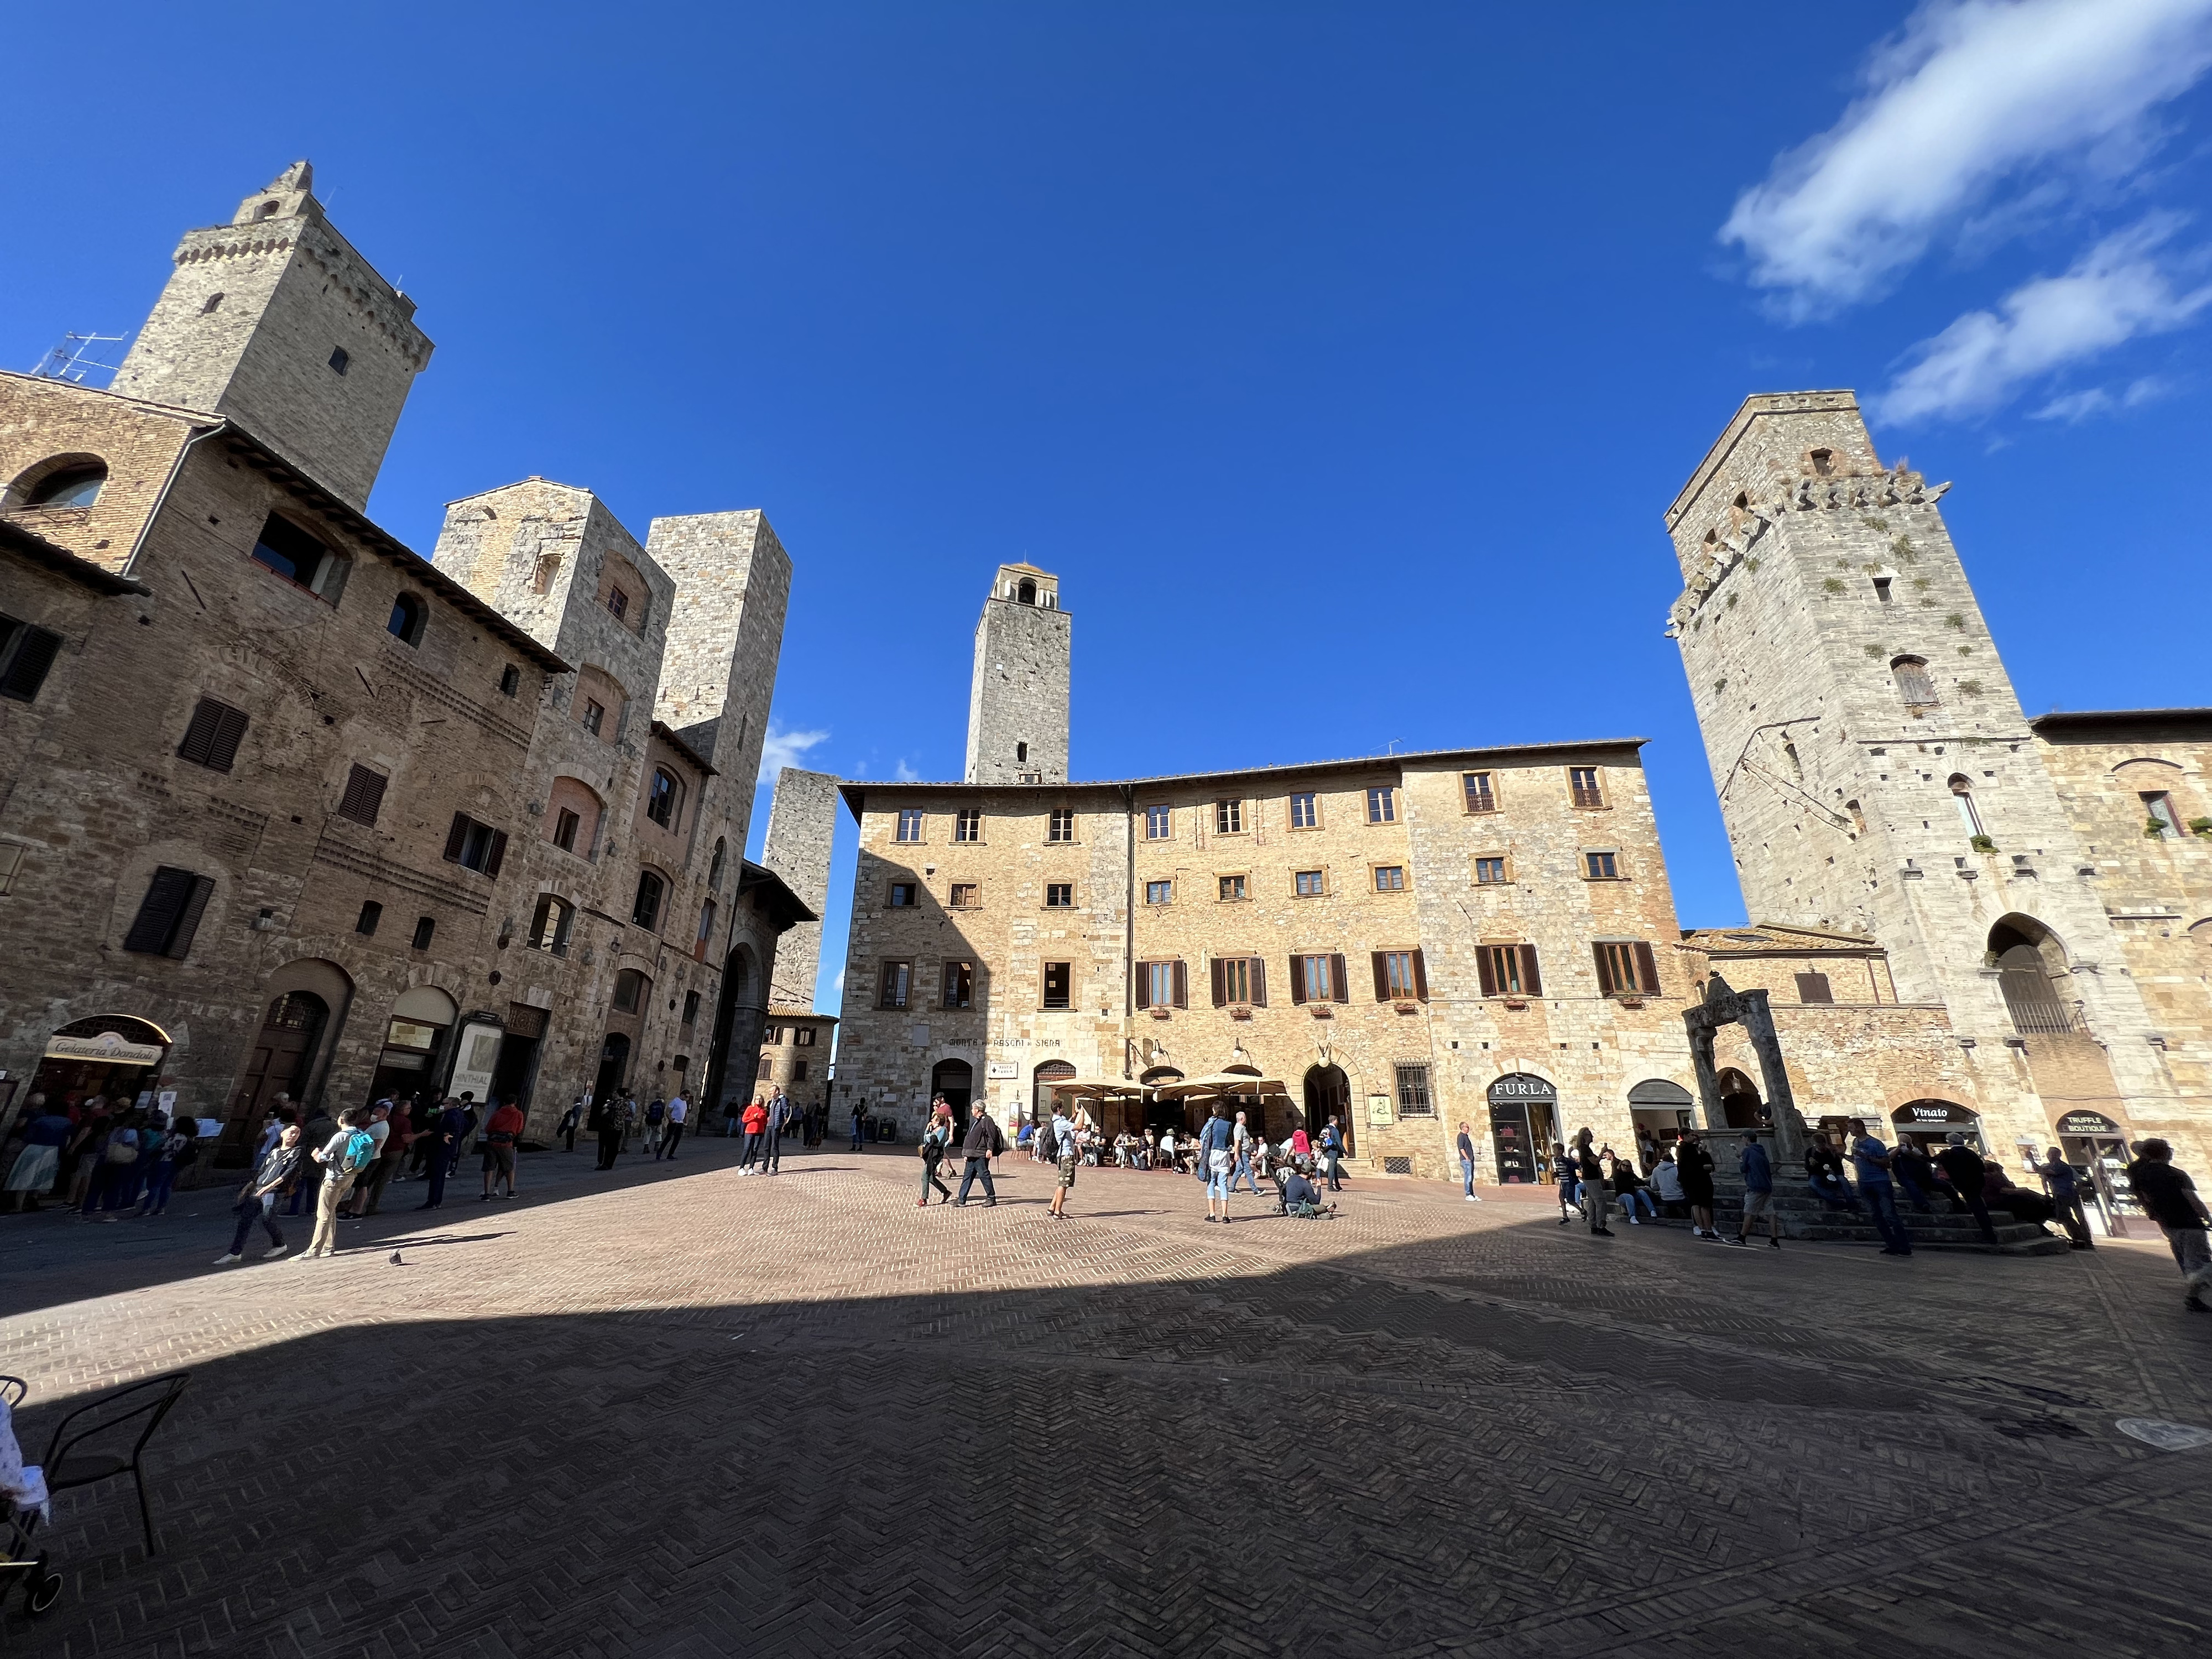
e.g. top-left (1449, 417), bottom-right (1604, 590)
top-left (35, 1370), bottom-right (190, 1556)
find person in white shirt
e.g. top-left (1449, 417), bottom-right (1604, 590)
top-left (660, 1094), bottom-right (688, 1161)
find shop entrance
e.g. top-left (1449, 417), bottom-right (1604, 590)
top-left (1303, 1064), bottom-right (1352, 1156)
top-left (2054, 1108), bottom-right (2145, 1236)
top-left (368, 985), bottom-right (458, 1114)
top-left (491, 1004), bottom-right (547, 1119)
top-left (931, 1059), bottom-right (973, 1135)
top-left (1486, 1073), bottom-right (1556, 1184)
top-left (1890, 1099), bottom-right (1981, 1152)
top-left (593, 1032), bottom-right (632, 1107)
top-left (217, 994), bottom-right (327, 1166)
top-left (23, 1016), bottom-right (171, 1126)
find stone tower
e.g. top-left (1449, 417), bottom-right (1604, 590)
top-left (109, 162), bottom-right (434, 510)
top-left (964, 562), bottom-right (1071, 785)
top-left (761, 766), bottom-right (839, 1009)
top-left (1666, 390), bottom-right (2167, 1132)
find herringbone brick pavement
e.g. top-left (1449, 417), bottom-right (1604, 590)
top-left (1, 1144), bottom-right (2206, 1657)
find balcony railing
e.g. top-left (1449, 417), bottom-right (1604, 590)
top-left (2006, 999), bottom-right (2080, 1036)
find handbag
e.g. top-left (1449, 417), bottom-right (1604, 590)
top-left (103, 1136), bottom-right (139, 1165)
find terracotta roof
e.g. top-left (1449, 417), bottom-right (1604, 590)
top-left (1679, 922), bottom-right (1884, 955)
top-left (0, 515), bottom-right (150, 596)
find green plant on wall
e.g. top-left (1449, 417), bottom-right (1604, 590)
top-left (1947, 612), bottom-right (1966, 630)
top-left (1823, 577), bottom-right (1846, 593)
top-left (2189, 817), bottom-right (2212, 838)
top-left (1863, 643), bottom-right (1886, 659)
top-left (1890, 534), bottom-right (1916, 561)
top-left (1957, 679), bottom-right (1984, 696)
top-left (1969, 833), bottom-right (1997, 854)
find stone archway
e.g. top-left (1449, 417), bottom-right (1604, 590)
top-left (1715, 1067), bottom-right (1764, 1129)
top-left (1302, 1064), bottom-right (1350, 1152)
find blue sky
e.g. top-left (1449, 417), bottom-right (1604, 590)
top-left (7, 2), bottom-right (2209, 1012)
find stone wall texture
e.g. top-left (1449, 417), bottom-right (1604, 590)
top-left (965, 564), bottom-right (1070, 785)
top-left (761, 766), bottom-right (839, 1010)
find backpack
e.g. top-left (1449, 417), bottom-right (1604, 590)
top-left (1035, 1121), bottom-right (1059, 1162)
top-left (646, 1101), bottom-right (665, 1125)
top-left (340, 1130), bottom-right (377, 1175)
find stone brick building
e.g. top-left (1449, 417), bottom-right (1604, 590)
top-left (0, 164), bottom-right (807, 1158)
top-left (752, 766), bottom-right (838, 1111)
top-left (964, 563), bottom-right (1070, 785)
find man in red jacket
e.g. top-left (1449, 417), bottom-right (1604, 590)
top-left (479, 1099), bottom-right (526, 1201)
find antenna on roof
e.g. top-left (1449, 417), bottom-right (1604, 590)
top-left (29, 331), bottom-right (128, 387)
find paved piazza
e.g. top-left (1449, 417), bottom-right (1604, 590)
top-left (2, 1140), bottom-right (2209, 1658)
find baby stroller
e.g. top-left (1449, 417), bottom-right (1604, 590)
top-left (0, 1378), bottom-right (62, 1619)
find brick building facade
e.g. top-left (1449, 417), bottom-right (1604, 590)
top-left (0, 164), bottom-right (808, 1159)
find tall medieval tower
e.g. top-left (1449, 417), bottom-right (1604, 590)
top-left (1667, 391), bottom-right (2167, 1134)
top-left (964, 562), bottom-right (1071, 785)
top-left (109, 162), bottom-right (434, 510)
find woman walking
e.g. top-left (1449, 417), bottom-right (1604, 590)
top-left (1199, 1103), bottom-right (1237, 1224)
top-left (917, 1101), bottom-right (954, 1206)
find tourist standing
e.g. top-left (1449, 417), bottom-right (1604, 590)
top-left (304, 1107), bottom-right (375, 1258)
top-left (1551, 1141), bottom-right (1579, 1225)
top-left (641, 1098), bottom-right (666, 1159)
top-left (1676, 1128), bottom-right (1718, 1240)
top-left (592, 1094), bottom-right (626, 1172)
top-left (479, 1098), bottom-right (524, 1199)
top-left (662, 1093), bottom-right (687, 1160)
top-left (1574, 1129), bottom-right (1613, 1237)
top-left (213, 1123), bottom-right (303, 1264)
top-left (762, 1088), bottom-right (790, 1175)
top-left (134, 1115), bottom-right (197, 1218)
top-left (559, 1097), bottom-right (583, 1153)
top-left (286, 1102), bottom-right (336, 1217)
top-left (738, 1098), bottom-right (769, 1173)
top-left (2123, 1139), bottom-right (2211, 1312)
top-left (954, 1104), bottom-right (1005, 1206)
top-left (3, 1099), bottom-right (71, 1213)
top-left (1046, 1103), bottom-right (1078, 1220)
top-left (1455, 1121), bottom-right (1483, 1201)
top-left (1936, 1134), bottom-right (1999, 1246)
top-left (351, 1103), bottom-right (406, 1218)
top-left (2040, 1147), bottom-right (2093, 1250)
top-left (420, 1097), bottom-right (468, 1206)
top-left (850, 1100), bottom-right (868, 1150)
top-left (1847, 1118), bottom-right (1914, 1258)
top-left (1233, 1112), bottom-right (1265, 1196)
top-left (1200, 1103), bottom-right (1237, 1224)
top-left (1734, 1131), bottom-right (1779, 1248)
top-left (1319, 1116), bottom-right (1347, 1192)
top-left (722, 1095), bottom-right (744, 1138)
top-left (338, 1101), bottom-right (392, 1219)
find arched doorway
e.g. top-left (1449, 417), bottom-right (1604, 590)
top-left (219, 993), bottom-right (328, 1164)
top-left (369, 985), bottom-right (458, 1110)
top-left (931, 1058), bottom-right (974, 1134)
top-left (594, 1032), bottom-right (632, 1107)
top-left (1032, 1060), bottom-right (1076, 1126)
top-left (1715, 1067), bottom-right (1764, 1129)
top-left (22, 1016), bottom-right (173, 1134)
top-left (1989, 917), bottom-right (2075, 1033)
top-left (705, 943), bottom-right (764, 1124)
top-left (1627, 1078), bottom-right (1695, 1159)
top-left (1302, 1065), bottom-right (1349, 1151)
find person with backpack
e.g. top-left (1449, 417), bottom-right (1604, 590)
top-left (917, 1101), bottom-right (954, 1207)
top-left (303, 1107), bottom-right (376, 1258)
top-left (1044, 1102), bottom-right (1078, 1220)
top-left (1198, 1102), bottom-right (1238, 1224)
top-left (479, 1098), bottom-right (525, 1199)
top-left (134, 1115), bottom-right (198, 1218)
top-left (214, 1121), bottom-right (304, 1264)
top-left (641, 1097), bottom-right (667, 1160)
top-left (1676, 1127), bottom-right (1719, 1240)
top-left (347, 1102), bottom-right (405, 1218)
top-left (592, 1093), bottom-right (626, 1172)
top-left (288, 1103), bottom-right (337, 1217)
top-left (954, 1103), bottom-right (1006, 1206)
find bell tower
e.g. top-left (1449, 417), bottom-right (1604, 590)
top-left (964, 562), bottom-right (1071, 785)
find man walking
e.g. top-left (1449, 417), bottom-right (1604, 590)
top-left (479, 1097), bottom-right (524, 1199)
top-left (1735, 1131), bottom-right (1780, 1248)
top-left (214, 1122), bottom-right (303, 1264)
top-left (1455, 1121), bottom-right (1483, 1202)
top-left (1319, 1115), bottom-right (1347, 1192)
top-left (1574, 1129), bottom-right (1614, 1237)
top-left (1847, 1117), bottom-right (1913, 1257)
top-left (2124, 1139), bottom-right (2211, 1312)
top-left (641, 1097), bottom-right (666, 1160)
top-left (1936, 1133), bottom-right (1998, 1246)
top-left (954, 1104), bottom-right (1006, 1205)
top-left (2040, 1147), bottom-right (2093, 1249)
top-left (661, 1093), bottom-right (687, 1160)
top-left (593, 1093), bottom-right (625, 1172)
top-left (1232, 1111), bottom-right (1265, 1196)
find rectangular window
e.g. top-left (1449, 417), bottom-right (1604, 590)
top-left (878, 961), bottom-right (912, 1009)
top-left (444, 813), bottom-right (508, 878)
top-left (647, 770), bottom-right (680, 828)
top-left (1373, 949), bottom-right (1426, 1001)
top-left (896, 808), bottom-right (926, 843)
top-left (337, 763), bottom-right (387, 826)
top-left (791, 1059), bottom-right (808, 1081)
top-left (1045, 881), bottom-right (1074, 908)
top-left (1134, 960), bottom-right (1187, 1010)
top-left (355, 900), bottom-right (382, 937)
top-left (1218, 874), bottom-right (1246, 901)
top-left (888, 881), bottom-right (916, 907)
top-left (122, 866), bottom-right (214, 957)
top-left (1569, 766), bottom-right (1605, 808)
top-left (1794, 971), bottom-right (1834, 1005)
top-left (0, 615), bottom-right (64, 703)
top-left (942, 959), bottom-right (974, 1009)
top-left (1144, 805), bottom-right (1171, 839)
top-left (1289, 791), bottom-right (1317, 829)
top-left (553, 808), bottom-right (581, 852)
top-left (1584, 851), bottom-right (1620, 879)
top-left (954, 808), bottom-right (982, 843)
top-left (695, 899), bottom-right (717, 954)
top-left (2143, 792), bottom-right (2182, 839)
top-left (1463, 772), bottom-right (1496, 813)
top-left (1048, 807), bottom-right (1074, 843)
top-left (1288, 953), bottom-right (1348, 1005)
top-left (1366, 785), bottom-right (1396, 824)
top-left (794, 1026), bottom-right (816, 1046)
top-left (1872, 576), bottom-right (1893, 605)
top-left (1474, 856), bottom-right (1507, 885)
top-left (499, 665), bottom-right (521, 697)
top-left (1476, 943), bottom-right (1542, 998)
top-left (178, 697), bottom-right (250, 772)
top-left (631, 869), bottom-right (665, 929)
top-left (1592, 940), bottom-right (1661, 996)
top-left (581, 698), bottom-right (606, 737)
top-left (950, 882), bottom-right (980, 908)
top-left (682, 990), bottom-right (702, 1026)
top-left (607, 586), bottom-right (630, 622)
top-left (250, 514), bottom-right (343, 598)
top-left (1215, 799), bottom-right (1243, 834)
top-left (411, 915), bottom-right (436, 950)
top-left (1211, 955), bottom-right (1267, 1007)
top-left (528, 893), bottom-right (573, 954)
top-left (1373, 865), bottom-right (1405, 892)
top-left (1395, 1063), bottom-right (1434, 1118)
top-left (0, 843), bottom-right (18, 895)
top-left (1145, 879), bottom-right (1173, 905)
top-left (1042, 961), bottom-right (1072, 1010)
top-left (1294, 869), bottom-right (1325, 897)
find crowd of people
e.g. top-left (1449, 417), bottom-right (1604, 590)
top-left (1, 1090), bottom-right (206, 1219)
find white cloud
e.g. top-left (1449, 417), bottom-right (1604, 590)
top-left (755, 723), bottom-right (830, 785)
top-left (1722, 0), bottom-right (2212, 312)
top-left (1871, 221), bottom-right (2212, 422)
top-left (2030, 374), bottom-right (2174, 420)
top-left (893, 758), bottom-right (920, 781)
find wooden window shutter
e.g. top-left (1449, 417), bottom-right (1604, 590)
top-left (1475, 946), bottom-right (1498, 997)
top-left (1134, 963), bottom-right (1151, 1009)
top-left (1370, 952), bottom-right (1389, 1001)
top-left (485, 830), bottom-right (508, 880)
top-left (1519, 945), bottom-right (1543, 997)
top-left (1412, 948), bottom-right (1428, 1001)
top-left (444, 813), bottom-right (469, 862)
top-left (1289, 956), bottom-right (1307, 1005)
top-left (1329, 953), bottom-right (1348, 1004)
top-left (1634, 942), bottom-right (1661, 995)
top-left (1173, 960), bottom-right (1188, 1009)
top-left (167, 874), bottom-right (216, 958)
top-left (123, 867), bottom-right (196, 953)
top-left (1592, 943), bottom-right (1615, 995)
top-left (1210, 958), bottom-right (1226, 1008)
top-left (1250, 957), bottom-right (1266, 1008)
top-left (337, 764), bottom-right (387, 826)
top-left (179, 697), bottom-right (249, 771)
top-left (0, 624), bottom-right (62, 702)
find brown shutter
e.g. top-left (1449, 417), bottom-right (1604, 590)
top-left (0, 624), bottom-right (62, 701)
top-left (1134, 963), bottom-right (1150, 1009)
top-left (1520, 945), bottom-right (1543, 997)
top-left (1592, 943), bottom-right (1615, 995)
top-left (1329, 953), bottom-right (1348, 1003)
top-left (485, 830), bottom-right (508, 879)
top-left (166, 875), bottom-right (216, 958)
top-left (207, 703), bottom-right (249, 770)
top-left (1211, 958), bottom-right (1226, 1007)
top-left (1173, 960), bottom-right (1188, 1009)
top-left (1250, 957), bottom-right (1266, 1008)
top-left (337, 764), bottom-right (387, 826)
top-left (123, 867), bottom-right (196, 953)
top-left (444, 813), bottom-right (469, 862)
top-left (1476, 946), bottom-right (1498, 997)
top-left (1412, 948), bottom-right (1428, 1001)
top-left (1371, 952), bottom-right (1389, 1001)
top-left (1634, 942), bottom-right (1661, 995)
top-left (1289, 956), bottom-right (1307, 1005)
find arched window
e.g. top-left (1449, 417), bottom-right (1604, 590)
top-left (708, 836), bottom-right (727, 889)
top-left (612, 968), bottom-right (648, 1013)
top-left (1808, 447), bottom-right (1835, 476)
top-left (12, 460), bottom-right (108, 509)
top-left (646, 768), bottom-right (682, 828)
top-left (632, 869), bottom-right (666, 930)
top-left (1016, 578), bottom-right (1036, 604)
top-left (1949, 775), bottom-right (1985, 839)
top-left (528, 893), bottom-right (575, 956)
top-left (255, 199), bottom-right (280, 220)
top-left (1891, 656), bottom-right (1938, 710)
top-left (386, 592), bottom-right (426, 646)
top-left (758, 1056), bottom-right (774, 1079)
top-left (201, 293), bottom-right (225, 314)
top-left (1990, 920), bottom-right (2072, 1034)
